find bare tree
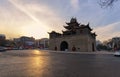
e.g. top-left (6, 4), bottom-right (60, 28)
top-left (99, 0), bottom-right (118, 7)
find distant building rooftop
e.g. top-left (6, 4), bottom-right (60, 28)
top-left (0, 34), bottom-right (5, 37)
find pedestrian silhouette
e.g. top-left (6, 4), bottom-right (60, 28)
top-left (72, 45), bottom-right (76, 51)
top-left (55, 46), bottom-right (57, 51)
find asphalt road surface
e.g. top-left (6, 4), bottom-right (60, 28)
top-left (0, 50), bottom-right (120, 77)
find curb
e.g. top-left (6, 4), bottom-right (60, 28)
top-left (40, 50), bottom-right (114, 55)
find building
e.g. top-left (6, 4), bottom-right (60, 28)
top-left (36, 38), bottom-right (49, 49)
top-left (0, 34), bottom-right (6, 46)
top-left (48, 18), bottom-right (96, 52)
top-left (14, 36), bottom-right (35, 49)
top-left (13, 38), bottom-right (21, 48)
top-left (111, 37), bottom-right (120, 50)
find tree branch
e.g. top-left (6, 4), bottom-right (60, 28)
top-left (99, 0), bottom-right (118, 8)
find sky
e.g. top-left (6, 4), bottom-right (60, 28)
top-left (0, 0), bottom-right (120, 41)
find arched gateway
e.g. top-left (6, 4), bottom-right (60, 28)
top-left (60, 41), bottom-right (68, 51)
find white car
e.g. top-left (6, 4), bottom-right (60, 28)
top-left (114, 51), bottom-right (120, 56)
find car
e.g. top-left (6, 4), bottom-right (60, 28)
top-left (0, 46), bottom-right (7, 52)
top-left (12, 47), bottom-right (19, 50)
top-left (114, 50), bottom-right (120, 56)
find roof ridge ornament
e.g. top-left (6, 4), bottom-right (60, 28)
top-left (87, 22), bottom-right (90, 26)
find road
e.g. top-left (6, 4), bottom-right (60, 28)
top-left (0, 50), bottom-right (120, 77)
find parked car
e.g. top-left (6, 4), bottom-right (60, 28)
top-left (12, 47), bottom-right (19, 50)
top-left (114, 50), bottom-right (120, 56)
top-left (0, 46), bottom-right (7, 52)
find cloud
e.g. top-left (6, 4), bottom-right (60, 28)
top-left (0, 6), bottom-right (26, 38)
top-left (8, 0), bottom-right (64, 31)
top-left (70, 0), bottom-right (79, 10)
top-left (94, 22), bottom-right (120, 41)
top-left (3, 0), bottom-right (65, 39)
top-left (0, 25), bottom-right (22, 39)
top-left (8, 0), bottom-right (40, 23)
